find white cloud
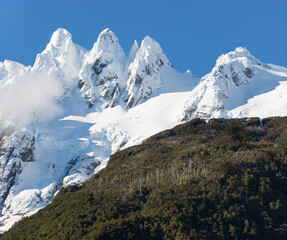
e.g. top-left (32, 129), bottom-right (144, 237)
top-left (0, 72), bottom-right (63, 129)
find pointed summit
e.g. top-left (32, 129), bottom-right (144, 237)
top-left (88, 28), bottom-right (125, 61)
top-left (141, 36), bottom-right (163, 52)
top-left (125, 36), bottom-right (171, 108)
top-left (128, 40), bottom-right (139, 61)
top-left (97, 28), bottom-right (119, 48)
top-left (79, 29), bottom-right (126, 108)
top-left (34, 28), bottom-right (87, 82)
top-left (49, 28), bottom-right (72, 48)
top-left (40, 28), bottom-right (86, 63)
top-left (42, 28), bottom-right (73, 56)
top-left (134, 36), bottom-right (170, 67)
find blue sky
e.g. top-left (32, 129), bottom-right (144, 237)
top-left (0, 0), bottom-right (286, 77)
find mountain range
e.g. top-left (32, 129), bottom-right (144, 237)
top-left (0, 28), bottom-right (287, 232)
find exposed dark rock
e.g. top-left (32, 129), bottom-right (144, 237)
top-left (134, 74), bottom-right (143, 86)
top-left (96, 74), bottom-right (118, 86)
top-left (88, 102), bottom-right (94, 108)
top-left (126, 96), bottom-right (134, 109)
top-left (232, 72), bottom-right (240, 86)
top-left (20, 137), bottom-right (35, 162)
top-left (78, 79), bottom-right (85, 89)
top-left (144, 65), bottom-right (152, 75)
top-left (155, 58), bottom-right (164, 67)
top-left (96, 79), bottom-right (105, 86)
top-left (0, 131), bottom-right (35, 212)
top-left (244, 67), bottom-right (253, 78)
top-left (92, 58), bottom-right (108, 75)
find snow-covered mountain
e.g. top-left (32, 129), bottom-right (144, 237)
top-left (180, 47), bottom-right (287, 121)
top-left (0, 28), bottom-right (287, 233)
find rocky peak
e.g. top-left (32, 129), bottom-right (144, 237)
top-left (78, 29), bottom-right (127, 108)
top-left (87, 28), bottom-right (125, 62)
top-left (180, 47), bottom-right (264, 121)
top-left (133, 36), bottom-right (169, 67)
top-left (204, 47), bottom-right (262, 88)
top-left (0, 129), bottom-right (35, 212)
top-left (33, 28), bottom-right (86, 90)
top-left (125, 36), bottom-right (170, 108)
top-left (216, 47), bottom-right (261, 66)
top-left (97, 28), bottom-right (120, 49)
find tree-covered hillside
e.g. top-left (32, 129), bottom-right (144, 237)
top-left (3, 117), bottom-right (287, 239)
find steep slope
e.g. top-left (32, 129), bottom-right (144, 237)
top-left (125, 36), bottom-right (172, 108)
top-left (3, 117), bottom-right (287, 239)
top-left (32, 28), bottom-right (87, 103)
top-left (79, 28), bottom-right (127, 108)
top-left (78, 29), bottom-right (183, 110)
top-left (229, 64), bottom-right (287, 118)
top-left (33, 28), bottom-right (87, 78)
top-left (180, 47), bottom-right (287, 121)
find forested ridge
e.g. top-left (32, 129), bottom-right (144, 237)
top-left (3, 117), bottom-right (287, 239)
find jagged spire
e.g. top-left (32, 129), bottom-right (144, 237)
top-left (34, 28), bottom-right (87, 82)
top-left (125, 36), bottom-right (170, 108)
top-left (128, 40), bottom-right (139, 61)
top-left (49, 28), bottom-right (72, 47)
top-left (42, 28), bottom-right (73, 56)
top-left (87, 28), bottom-right (125, 61)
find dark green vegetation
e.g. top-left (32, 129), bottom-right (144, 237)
top-left (3, 117), bottom-right (287, 239)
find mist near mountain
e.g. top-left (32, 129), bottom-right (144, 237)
top-left (0, 72), bottom-right (63, 129)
